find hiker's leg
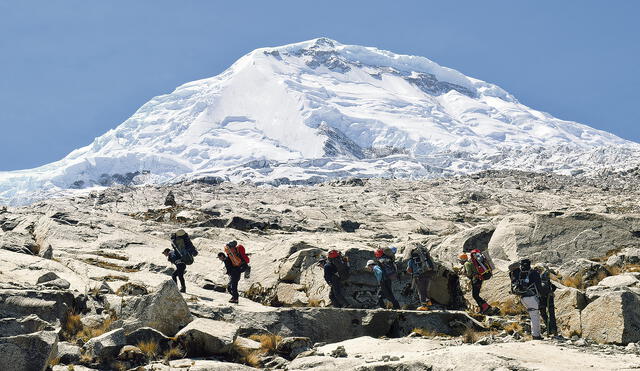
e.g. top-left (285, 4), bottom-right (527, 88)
top-left (547, 294), bottom-right (558, 335)
top-left (471, 280), bottom-right (486, 308)
top-left (176, 263), bottom-right (186, 291)
top-left (230, 273), bottom-right (240, 300)
top-left (522, 295), bottom-right (541, 337)
top-left (415, 276), bottom-right (428, 303)
top-left (538, 295), bottom-right (549, 332)
top-left (333, 280), bottom-right (349, 307)
top-left (376, 285), bottom-right (386, 308)
top-left (383, 280), bottom-right (400, 309)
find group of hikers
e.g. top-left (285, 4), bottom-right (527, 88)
top-left (162, 230), bottom-right (558, 339)
top-left (162, 229), bottom-right (251, 303)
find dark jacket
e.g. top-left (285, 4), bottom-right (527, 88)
top-left (167, 251), bottom-right (183, 265)
top-left (324, 263), bottom-right (338, 285)
top-left (222, 257), bottom-right (242, 276)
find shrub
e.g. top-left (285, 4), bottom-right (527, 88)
top-left (249, 333), bottom-right (282, 353)
top-left (137, 340), bottom-right (159, 359)
top-left (502, 322), bottom-right (523, 335)
top-left (411, 328), bottom-right (450, 338)
top-left (163, 346), bottom-right (184, 361)
top-left (491, 298), bottom-right (526, 316)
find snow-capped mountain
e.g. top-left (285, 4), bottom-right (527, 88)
top-left (1, 38), bottom-right (639, 205)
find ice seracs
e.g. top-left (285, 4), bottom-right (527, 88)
top-left (1, 38), bottom-right (639, 205)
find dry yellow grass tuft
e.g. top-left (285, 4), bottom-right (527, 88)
top-left (249, 333), bottom-right (282, 353)
top-left (232, 339), bottom-right (264, 368)
top-left (502, 322), bottom-right (524, 335)
top-left (62, 311), bottom-right (83, 339)
top-left (307, 298), bottom-right (325, 307)
top-left (491, 298), bottom-right (526, 316)
top-left (48, 357), bottom-right (61, 367)
top-left (461, 328), bottom-right (480, 343)
top-left (137, 340), bottom-right (159, 359)
top-left (163, 346), bottom-right (184, 361)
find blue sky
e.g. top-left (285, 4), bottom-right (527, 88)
top-left (0, 1), bottom-right (638, 171)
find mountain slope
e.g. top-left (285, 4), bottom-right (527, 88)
top-left (1, 38), bottom-right (638, 205)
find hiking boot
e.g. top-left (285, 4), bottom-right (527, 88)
top-left (532, 335), bottom-right (543, 340)
top-left (417, 305), bottom-right (430, 311)
top-left (229, 298), bottom-right (239, 304)
top-left (180, 287), bottom-right (186, 293)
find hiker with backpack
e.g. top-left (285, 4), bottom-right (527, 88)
top-left (534, 264), bottom-right (558, 337)
top-left (406, 246), bottom-right (435, 310)
top-left (510, 258), bottom-right (544, 340)
top-left (163, 229), bottom-right (198, 293)
top-left (163, 248), bottom-right (187, 293)
top-left (319, 249), bottom-right (350, 308)
top-left (367, 255), bottom-right (400, 309)
top-left (458, 252), bottom-right (494, 314)
top-left (218, 251), bottom-right (243, 303)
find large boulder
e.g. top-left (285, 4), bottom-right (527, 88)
top-left (111, 279), bottom-right (193, 336)
top-left (0, 330), bottom-right (58, 371)
top-left (433, 224), bottom-right (495, 267)
top-left (585, 273), bottom-right (640, 301)
top-left (462, 269), bottom-right (513, 309)
top-left (175, 318), bottom-right (240, 356)
top-left (200, 306), bottom-right (481, 344)
top-left (581, 291), bottom-right (640, 344)
top-left (0, 314), bottom-right (55, 337)
top-left (553, 286), bottom-right (587, 337)
top-left (488, 212), bottom-right (640, 265)
top-left (0, 285), bottom-right (77, 326)
top-left (83, 328), bottom-right (126, 359)
top-left (274, 283), bottom-right (309, 306)
top-left (56, 341), bottom-right (82, 364)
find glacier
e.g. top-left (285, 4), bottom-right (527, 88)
top-left (1, 37), bottom-right (639, 205)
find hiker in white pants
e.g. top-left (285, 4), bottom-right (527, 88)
top-left (510, 258), bottom-right (544, 340)
top-left (521, 295), bottom-right (541, 338)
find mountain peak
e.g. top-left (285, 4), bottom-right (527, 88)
top-left (0, 39), bottom-right (638, 205)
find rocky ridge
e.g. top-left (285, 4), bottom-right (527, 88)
top-left (2, 170), bottom-right (640, 370)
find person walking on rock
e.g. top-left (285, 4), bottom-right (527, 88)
top-left (459, 253), bottom-right (492, 314)
top-left (366, 259), bottom-right (400, 309)
top-left (406, 247), bottom-right (435, 310)
top-left (535, 265), bottom-right (558, 337)
top-left (319, 253), bottom-right (350, 308)
top-left (510, 258), bottom-right (544, 340)
top-left (218, 252), bottom-right (242, 303)
top-left (163, 248), bottom-right (186, 293)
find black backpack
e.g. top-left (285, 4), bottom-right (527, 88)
top-left (511, 270), bottom-right (536, 297)
top-left (378, 258), bottom-right (398, 280)
top-left (538, 269), bottom-right (555, 297)
top-left (328, 253), bottom-right (351, 280)
top-left (172, 235), bottom-right (197, 265)
top-left (411, 248), bottom-right (435, 274)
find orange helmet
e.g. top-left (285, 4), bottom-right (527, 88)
top-left (374, 248), bottom-right (385, 258)
top-left (458, 253), bottom-right (469, 261)
top-left (328, 250), bottom-right (340, 259)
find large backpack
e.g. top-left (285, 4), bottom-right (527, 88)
top-left (173, 238), bottom-right (194, 265)
top-left (411, 247), bottom-right (435, 275)
top-left (328, 250), bottom-right (351, 280)
top-left (378, 257), bottom-right (398, 280)
top-left (469, 249), bottom-right (492, 280)
top-left (225, 244), bottom-right (246, 267)
top-left (511, 270), bottom-right (537, 297)
top-left (537, 268), bottom-right (555, 297)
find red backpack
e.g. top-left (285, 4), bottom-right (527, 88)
top-left (225, 244), bottom-right (249, 267)
top-left (470, 249), bottom-right (492, 280)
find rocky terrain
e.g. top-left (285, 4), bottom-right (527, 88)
top-left (2, 169), bottom-right (640, 370)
